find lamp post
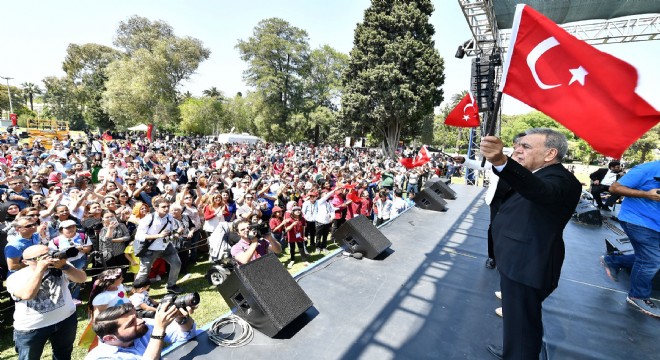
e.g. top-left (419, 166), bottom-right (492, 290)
top-left (0, 75), bottom-right (14, 116)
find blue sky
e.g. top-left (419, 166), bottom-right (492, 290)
top-left (1, 0), bottom-right (658, 115)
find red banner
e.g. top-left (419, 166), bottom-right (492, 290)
top-left (9, 113), bottom-right (17, 126)
top-left (146, 124), bottom-right (154, 142)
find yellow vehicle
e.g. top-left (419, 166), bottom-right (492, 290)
top-left (26, 118), bottom-right (70, 149)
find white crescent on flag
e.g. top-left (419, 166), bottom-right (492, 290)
top-left (526, 37), bottom-right (562, 90)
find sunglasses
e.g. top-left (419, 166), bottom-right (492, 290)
top-left (21, 223), bottom-right (37, 229)
top-left (24, 252), bottom-right (50, 262)
top-left (9, 182), bottom-right (22, 185)
top-left (184, 196), bottom-right (192, 199)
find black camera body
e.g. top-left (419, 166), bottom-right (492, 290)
top-left (248, 221), bottom-right (270, 237)
top-left (161, 292), bottom-right (200, 309)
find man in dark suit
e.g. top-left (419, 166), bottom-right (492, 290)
top-left (481, 128), bottom-right (582, 359)
top-left (589, 161), bottom-right (624, 210)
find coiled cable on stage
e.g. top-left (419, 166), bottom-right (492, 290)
top-left (208, 314), bottom-right (254, 347)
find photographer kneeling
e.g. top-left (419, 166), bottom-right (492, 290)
top-left (86, 300), bottom-right (197, 360)
top-left (230, 218), bottom-right (281, 265)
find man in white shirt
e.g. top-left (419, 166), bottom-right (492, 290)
top-left (7, 244), bottom-right (87, 360)
top-left (390, 188), bottom-right (408, 218)
top-left (134, 198), bottom-right (184, 294)
top-left (302, 191), bottom-right (318, 247)
top-left (589, 160), bottom-right (624, 211)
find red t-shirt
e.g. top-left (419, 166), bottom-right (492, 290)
top-left (286, 220), bottom-right (305, 243)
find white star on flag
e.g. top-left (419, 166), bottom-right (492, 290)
top-left (569, 66), bottom-right (588, 86)
top-left (462, 115), bottom-right (470, 121)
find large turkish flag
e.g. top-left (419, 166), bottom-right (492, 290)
top-left (500, 5), bottom-right (659, 159)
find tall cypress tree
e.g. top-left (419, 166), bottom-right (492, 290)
top-left (342, 0), bottom-right (444, 156)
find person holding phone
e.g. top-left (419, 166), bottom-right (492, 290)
top-left (98, 210), bottom-right (131, 268)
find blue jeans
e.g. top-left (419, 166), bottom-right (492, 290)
top-left (606, 221), bottom-right (660, 299)
top-left (69, 255), bottom-right (87, 300)
top-left (406, 183), bottom-right (418, 195)
top-left (13, 312), bottom-right (77, 360)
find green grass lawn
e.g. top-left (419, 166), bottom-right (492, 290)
top-left (0, 241), bottom-right (342, 360)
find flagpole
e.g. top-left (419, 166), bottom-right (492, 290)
top-left (480, 91), bottom-right (504, 167)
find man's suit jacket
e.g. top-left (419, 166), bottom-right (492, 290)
top-left (492, 161), bottom-right (582, 290)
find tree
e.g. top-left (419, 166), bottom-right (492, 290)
top-left (179, 97), bottom-right (226, 134)
top-left (624, 124), bottom-right (660, 164)
top-left (62, 43), bottom-right (122, 129)
top-left (0, 83), bottom-right (26, 115)
top-left (103, 16), bottom-right (210, 130)
top-left (202, 87), bottom-right (223, 99)
top-left (224, 91), bottom-right (260, 134)
top-left (342, 0), bottom-right (445, 156)
top-left (305, 45), bottom-right (348, 144)
top-left (41, 76), bottom-right (85, 129)
top-left (20, 82), bottom-right (41, 111)
top-left (236, 18), bottom-right (310, 141)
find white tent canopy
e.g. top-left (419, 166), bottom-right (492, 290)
top-left (127, 124), bottom-right (149, 131)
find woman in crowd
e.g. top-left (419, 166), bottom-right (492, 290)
top-left (117, 190), bottom-right (134, 208)
top-left (98, 209), bottom-right (131, 268)
top-left (203, 192), bottom-right (227, 236)
top-left (28, 176), bottom-right (48, 196)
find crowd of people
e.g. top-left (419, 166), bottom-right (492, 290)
top-left (1, 131), bottom-right (460, 359)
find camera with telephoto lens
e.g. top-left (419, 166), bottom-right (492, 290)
top-left (248, 221), bottom-right (270, 237)
top-left (161, 292), bottom-right (200, 309)
top-left (49, 247), bottom-right (79, 260)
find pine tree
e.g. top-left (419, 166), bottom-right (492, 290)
top-left (342, 0), bottom-right (444, 156)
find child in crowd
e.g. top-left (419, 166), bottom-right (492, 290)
top-left (129, 277), bottom-right (159, 318)
top-left (285, 206), bottom-right (308, 269)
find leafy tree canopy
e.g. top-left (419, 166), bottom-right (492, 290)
top-left (342, 0), bottom-right (445, 156)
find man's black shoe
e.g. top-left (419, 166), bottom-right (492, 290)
top-left (167, 285), bottom-right (184, 294)
top-left (487, 344), bottom-right (503, 359)
top-left (485, 258), bottom-right (496, 269)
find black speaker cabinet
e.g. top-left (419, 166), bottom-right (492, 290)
top-left (428, 179), bottom-right (457, 200)
top-left (334, 215), bottom-right (392, 259)
top-left (217, 253), bottom-right (313, 337)
top-left (413, 188), bottom-right (448, 212)
top-left (605, 236), bottom-right (633, 254)
top-left (573, 201), bottom-right (602, 226)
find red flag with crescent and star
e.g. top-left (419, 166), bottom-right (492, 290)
top-left (500, 5), bottom-right (660, 159)
top-left (444, 92), bottom-right (480, 128)
top-left (400, 145), bottom-right (431, 169)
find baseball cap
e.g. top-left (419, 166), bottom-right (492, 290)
top-left (59, 220), bottom-right (77, 229)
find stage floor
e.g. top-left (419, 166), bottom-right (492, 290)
top-left (165, 184), bottom-right (660, 360)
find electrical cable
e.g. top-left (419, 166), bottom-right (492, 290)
top-left (207, 314), bottom-right (254, 347)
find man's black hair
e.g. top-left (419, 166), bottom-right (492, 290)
top-left (93, 303), bottom-right (135, 338)
top-left (608, 160), bottom-right (621, 169)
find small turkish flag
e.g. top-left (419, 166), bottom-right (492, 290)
top-left (400, 145), bottom-right (431, 169)
top-left (444, 92), bottom-right (480, 128)
top-left (500, 5), bottom-right (659, 159)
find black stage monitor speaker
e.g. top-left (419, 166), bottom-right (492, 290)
top-left (217, 253), bottom-right (313, 337)
top-left (605, 236), bottom-right (633, 255)
top-left (428, 179), bottom-right (457, 200)
top-left (573, 200), bottom-right (602, 226)
top-left (334, 215), bottom-right (392, 259)
top-left (414, 188), bottom-right (448, 212)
